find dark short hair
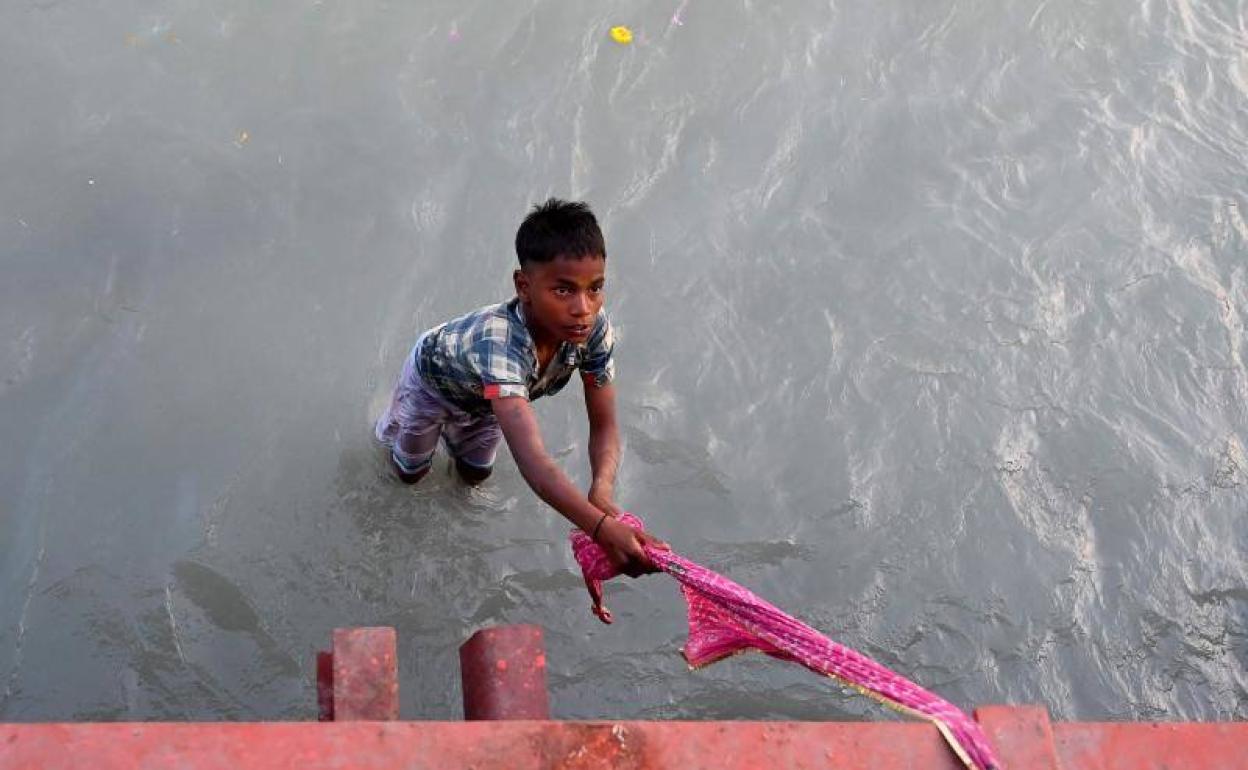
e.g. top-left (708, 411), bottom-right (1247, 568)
top-left (515, 198), bottom-right (606, 267)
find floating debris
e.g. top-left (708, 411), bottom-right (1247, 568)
top-left (235, 130), bottom-right (249, 147)
top-left (609, 26), bottom-right (633, 45)
top-left (124, 23), bottom-right (178, 48)
top-left (671, 0), bottom-right (690, 27)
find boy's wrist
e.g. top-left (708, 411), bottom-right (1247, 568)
top-left (588, 483), bottom-right (619, 516)
top-left (589, 480), bottom-right (614, 496)
top-left (590, 511), bottom-right (610, 543)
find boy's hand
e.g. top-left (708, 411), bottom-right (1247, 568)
top-left (595, 515), bottom-right (669, 578)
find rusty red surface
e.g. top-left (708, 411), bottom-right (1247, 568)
top-left (330, 627), bottom-right (398, 721)
top-left (0, 721), bottom-right (964, 770)
top-left (459, 624), bottom-right (550, 720)
top-left (1054, 722), bottom-right (1248, 770)
top-left (3, 716), bottom-right (1246, 769)
top-left (974, 704), bottom-right (1059, 770)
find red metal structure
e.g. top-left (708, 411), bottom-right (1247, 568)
top-left (3, 624), bottom-right (1245, 769)
top-left (316, 626), bottom-right (398, 722)
top-left (459, 624), bottom-right (550, 720)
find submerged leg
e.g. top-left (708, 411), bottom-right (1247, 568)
top-left (454, 457), bottom-right (493, 485)
top-left (391, 455), bottom-right (431, 484)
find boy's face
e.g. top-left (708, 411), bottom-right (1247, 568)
top-left (514, 254), bottom-right (606, 346)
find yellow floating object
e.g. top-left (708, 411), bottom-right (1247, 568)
top-left (609, 26), bottom-right (633, 45)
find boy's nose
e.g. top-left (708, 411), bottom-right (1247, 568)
top-left (571, 294), bottom-right (591, 316)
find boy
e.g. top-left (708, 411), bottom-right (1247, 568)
top-left (375, 199), bottom-right (666, 577)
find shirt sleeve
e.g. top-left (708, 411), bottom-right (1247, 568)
top-left (465, 322), bottom-right (530, 401)
top-left (580, 311), bottom-right (616, 388)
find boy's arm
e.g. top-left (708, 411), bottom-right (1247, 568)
top-left (491, 395), bottom-right (665, 576)
top-left (583, 379), bottom-right (622, 517)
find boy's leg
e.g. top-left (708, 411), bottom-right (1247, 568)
top-left (374, 350), bottom-right (446, 485)
top-left (454, 457), bottom-right (492, 485)
top-left (389, 428), bottom-right (439, 484)
top-left (443, 415), bottom-right (502, 486)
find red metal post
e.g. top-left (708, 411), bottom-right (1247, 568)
top-left (459, 624), bottom-right (550, 720)
top-left (327, 627), bottom-right (399, 721)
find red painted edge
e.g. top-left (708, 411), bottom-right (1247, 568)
top-left (1054, 722), bottom-right (1248, 770)
top-left (0, 721), bottom-right (965, 770)
top-left (974, 704), bottom-right (1059, 770)
top-left (3, 717), bottom-right (1245, 769)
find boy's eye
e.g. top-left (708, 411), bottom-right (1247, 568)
top-left (554, 287), bottom-right (571, 296)
top-left (590, 285), bottom-right (604, 294)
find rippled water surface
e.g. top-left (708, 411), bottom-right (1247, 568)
top-left (2, 0), bottom-right (1246, 722)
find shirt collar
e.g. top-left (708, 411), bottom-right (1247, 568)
top-left (507, 297), bottom-right (584, 363)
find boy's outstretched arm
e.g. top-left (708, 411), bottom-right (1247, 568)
top-left (583, 379), bottom-right (622, 517)
top-left (491, 395), bottom-right (666, 577)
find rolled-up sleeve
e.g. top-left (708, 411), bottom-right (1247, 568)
top-left (466, 331), bottom-right (529, 401)
top-left (580, 312), bottom-right (615, 388)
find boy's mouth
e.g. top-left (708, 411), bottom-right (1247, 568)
top-left (565, 324), bottom-right (591, 339)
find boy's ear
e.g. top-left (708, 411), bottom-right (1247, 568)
top-left (513, 268), bottom-right (529, 301)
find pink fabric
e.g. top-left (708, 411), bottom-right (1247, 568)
top-left (570, 513), bottom-right (1000, 770)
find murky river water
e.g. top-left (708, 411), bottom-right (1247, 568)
top-left (2, 0), bottom-right (1245, 722)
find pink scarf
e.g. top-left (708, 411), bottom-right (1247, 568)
top-left (570, 513), bottom-right (1000, 770)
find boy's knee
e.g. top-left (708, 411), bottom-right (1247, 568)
top-left (391, 455), bottom-right (431, 484)
top-left (454, 457), bottom-right (493, 485)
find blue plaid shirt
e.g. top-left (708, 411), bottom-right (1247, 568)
top-left (415, 298), bottom-right (615, 415)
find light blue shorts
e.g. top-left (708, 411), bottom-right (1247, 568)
top-left (374, 344), bottom-right (502, 474)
